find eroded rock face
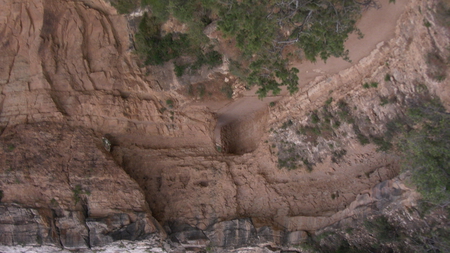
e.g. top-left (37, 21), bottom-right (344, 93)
top-left (0, 122), bottom-right (164, 249)
top-left (0, 0), bottom-right (449, 251)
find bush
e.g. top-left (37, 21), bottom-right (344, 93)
top-left (332, 149), bottom-right (347, 163)
top-left (311, 112), bottom-right (320, 124)
top-left (364, 216), bottom-right (399, 242)
top-left (137, 0), bottom-right (372, 97)
top-left (379, 96), bottom-right (389, 106)
top-left (142, 0), bottom-right (169, 21)
top-left (372, 136), bottom-right (392, 151)
top-left (72, 185), bottom-right (90, 204)
top-left (166, 99), bottom-right (174, 108)
top-left (426, 51), bottom-right (448, 82)
top-left (221, 85), bottom-right (233, 99)
top-left (111, 0), bottom-right (139, 14)
top-left (402, 100), bottom-right (450, 204)
top-left (135, 13), bottom-right (191, 65)
top-left (174, 63), bottom-right (187, 77)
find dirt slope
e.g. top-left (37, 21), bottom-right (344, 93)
top-left (212, 0), bottom-right (408, 144)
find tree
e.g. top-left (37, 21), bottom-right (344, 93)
top-left (402, 100), bottom-right (450, 205)
top-left (137, 0), bottom-right (376, 97)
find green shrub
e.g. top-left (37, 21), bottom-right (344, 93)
top-left (174, 63), bottom-right (187, 77)
top-left (193, 50), bottom-right (223, 70)
top-left (380, 96), bottom-right (389, 106)
top-left (111, 0), bottom-right (139, 14)
top-left (364, 216), bottom-right (399, 242)
top-left (426, 51), bottom-right (448, 82)
top-left (384, 73), bottom-right (391, 82)
top-left (372, 136), bottom-right (392, 151)
top-left (332, 149), bottom-right (347, 163)
top-left (370, 82), bottom-right (379, 88)
top-left (362, 82), bottom-right (370, 89)
top-left (141, 0), bottom-right (169, 21)
top-left (402, 100), bottom-right (450, 204)
top-left (135, 13), bottom-right (191, 65)
top-left (137, 0), bottom-right (370, 98)
top-left (166, 99), bottom-right (174, 108)
top-left (357, 134), bottom-right (370, 145)
top-left (221, 85), bottom-right (233, 99)
top-left (311, 112), bottom-right (320, 124)
top-left (72, 185), bottom-right (90, 204)
top-left (281, 119), bottom-right (294, 129)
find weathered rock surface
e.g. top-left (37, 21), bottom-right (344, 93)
top-left (0, 0), bottom-right (449, 251)
top-left (0, 122), bottom-right (164, 249)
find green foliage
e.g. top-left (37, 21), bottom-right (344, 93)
top-left (384, 73), bottom-right (391, 82)
top-left (218, 0), bottom-right (276, 57)
top-left (372, 136), bottom-right (392, 151)
top-left (217, 0), bottom-right (367, 96)
top-left (135, 13), bottom-right (190, 65)
top-left (166, 99), bottom-right (174, 108)
top-left (362, 82), bottom-right (370, 89)
top-left (370, 82), bottom-right (378, 88)
top-left (337, 100), bottom-right (353, 123)
top-left (426, 51), bottom-right (448, 82)
top-left (246, 57), bottom-right (299, 98)
top-left (221, 84), bottom-right (233, 99)
top-left (311, 111), bottom-right (320, 124)
top-left (229, 60), bottom-right (248, 80)
top-left (6, 144), bottom-right (15, 152)
top-left (0, 190), bottom-right (3, 202)
top-left (423, 19), bottom-right (432, 27)
top-left (174, 63), bottom-right (187, 77)
top-left (136, 0), bottom-right (370, 97)
top-left (72, 185), bottom-right (90, 204)
top-left (50, 198), bottom-right (58, 206)
top-left (364, 216), bottom-right (399, 242)
top-left (379, 96), bottom-right (390, 106)
top-left (142, 0), bottom-right (169, 21)
top-left (353, 125), bottom-right (370, 145)
top-left (325, 97), bottom-right (333, 106)
top-left (192, 50), bottom-right (223, 70)
top-left (401, 100), bottom-right (450, 205)
top-left (435, 0), bottom-right (450, 27)
top-left (111, 0), bottom-right (139, 14)
top-left (281, 119), bottom-right (294, 129)
top-left (295, 1), bottom-right (361, 62)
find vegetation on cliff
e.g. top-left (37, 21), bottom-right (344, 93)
top-left (402, 99), bottom-right (450, 205)
top-left (129, 0), bottom-right (373, 97)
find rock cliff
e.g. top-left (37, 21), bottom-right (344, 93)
top-left (0, 0), bottom-right (449, 252)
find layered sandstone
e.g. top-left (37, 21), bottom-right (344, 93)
top-left (0, 0), bottom-right (449, 251)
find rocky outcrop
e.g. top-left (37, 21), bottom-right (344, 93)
top-left (0, 0), bottom-right (216, 144)
top-left (0, 0), bottom-right (449, 251)
top-left (0, 122), bottom-right (165, 249)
